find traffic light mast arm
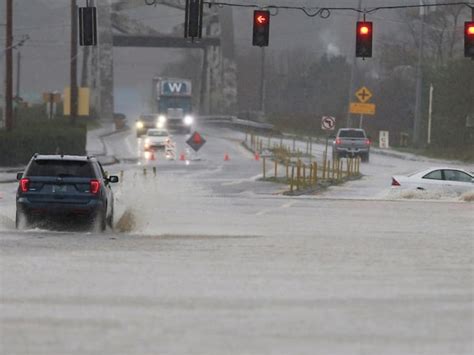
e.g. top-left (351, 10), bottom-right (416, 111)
top-left (165, 1), bottom-right (474, 19)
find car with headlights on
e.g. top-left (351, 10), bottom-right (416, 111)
top-left (144, 128), bottom-right (171, 150)
top-left (391, 167), bottom-right (474, 194)
top-left (15, 154), bottom-right (119, 231)
top-left (136, 113), bottom-right (163, 137)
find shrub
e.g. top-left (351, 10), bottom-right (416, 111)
top-left (0, 118), bottom-right (87, 166)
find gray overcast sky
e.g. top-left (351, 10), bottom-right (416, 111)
top-left (0, 0), bottom-right (464, 113)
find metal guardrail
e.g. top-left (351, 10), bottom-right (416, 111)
top-left (197, 115), bottom-right (274, 131)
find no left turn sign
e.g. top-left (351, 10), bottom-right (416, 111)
top-left (321, 116), bottom-right (336, 131)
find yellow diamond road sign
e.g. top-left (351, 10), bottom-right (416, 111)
top-left (355, 86), bottom-right (372, 103)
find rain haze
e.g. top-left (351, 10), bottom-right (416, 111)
top-left (0, 1), bottom-right (473, 354)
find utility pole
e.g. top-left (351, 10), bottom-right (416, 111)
top-left (16, 51), bottom-right (20, 99)
top-left (13, 50), bottom-right (21, 122)
top-left (5, 0), bottom-right (13, 131)
top-left (70, 0), bottom-right (78, 124)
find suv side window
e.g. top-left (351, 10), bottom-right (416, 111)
top-left (443, 170), bottom-right (472, 182)
top-left (422, 170), bottom-right (442, 180)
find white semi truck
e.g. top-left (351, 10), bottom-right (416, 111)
top-left (153, 77), bottom-right (195, 134)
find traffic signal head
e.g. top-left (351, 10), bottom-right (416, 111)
top-left (356, 21), bottom-right (373, 58)
top-left (253, 10), bottom-right (270, 47)
top-left (465, 22), bottom-right (474, 58)
top-left (78, 7), bottom-right (97, 46)
top-left (184, 0), bottom-right (204, 39)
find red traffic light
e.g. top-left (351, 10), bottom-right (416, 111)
top-left (467, 24), bottom-right (474, 35)
top-left (358, 22), bottom-right (372, 36)
top-left (255, 11), bottom-right (269, 25)
top-left (257, 15), bottom-right (267, 25)
top-left (253, 10), bottom-right (270, 47)
top-left (465, 21), bottom-right (474, 57)
top-left (356, 21), bottom-right (373, 58)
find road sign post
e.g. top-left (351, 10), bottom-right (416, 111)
top-left (321, 116), bottom-right (336, 164)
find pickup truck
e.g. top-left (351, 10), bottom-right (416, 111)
top-left (332, 128), bottom-right (371, 162)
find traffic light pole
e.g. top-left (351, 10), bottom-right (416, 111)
top-left (259, 47), bottom-right (266, 115)
top-left (346, 0), bottom-right (362, 127)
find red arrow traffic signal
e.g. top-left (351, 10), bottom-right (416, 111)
top-left (253, 10), bottom-right (270, 47)
top-left (256, 15), bottom-right (267, 25)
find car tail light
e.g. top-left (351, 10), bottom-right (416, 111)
top-left (20, 178), bottom-right (30, 192)
top-left (335, 138), bottom-right (342, 145)
top-left (391, 178), bottom-right (400, 186)
top-left (90, 179), bottom-right (100, 195)
top-left (365, 138), bottom-right (371, 145)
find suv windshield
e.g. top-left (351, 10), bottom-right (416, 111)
top-left (26, 160), bottom-right (94, 178)
top-left (339, 130), bottom-right (366, 138)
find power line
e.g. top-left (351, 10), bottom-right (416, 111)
top-left (145, 1), bottom-right (473, 18)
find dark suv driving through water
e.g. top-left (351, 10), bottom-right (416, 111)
top-left (15, 154), bottom-right (119, 231)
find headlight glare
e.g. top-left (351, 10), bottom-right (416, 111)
top-left (184, 115), bottom-right (194, 126)
top-left (158, 115), bottom-right (167, 123)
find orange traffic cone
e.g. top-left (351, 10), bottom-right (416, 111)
top-left (224, 153), bottom-right (230, 161)
top-left (254, 152), bottom-right (260, 161)
top-left (179, 153), bottom-right (186, 161)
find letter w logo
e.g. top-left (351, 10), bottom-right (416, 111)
top-left (168, 82), bottom-right (183, 93)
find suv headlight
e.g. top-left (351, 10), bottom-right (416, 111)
top-left (184, 115), bottom-right (194, 126)
top-left (158, 115), bottom-right (167, 123)
top-left (136, 121), bottom-right (144, 129)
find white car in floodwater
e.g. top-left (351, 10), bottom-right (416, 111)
top-left (144, 128), bottom-right (171, 150)
top-left (391, 167), bottom-right (474, 194)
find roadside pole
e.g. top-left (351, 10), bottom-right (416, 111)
top-left (324, 134), bottom-right (329, 166)
top-left (359, 114), bottom-right (364, 129)
top-left (427, 83), bottom-right (434, 145)
top-left (49, 93), bottom-right (54, 120)
top-left (413, 8), bottom-right (425, 147)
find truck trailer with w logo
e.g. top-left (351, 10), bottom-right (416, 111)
top-left (153, 77), bottom-right (194, 134)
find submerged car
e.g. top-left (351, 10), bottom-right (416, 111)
top-left (144, 128), bottom-right (171, 150)
top-left (391, 167), bottom-right (474, 194)
top-left (16, 154), bottom-right (119, 231)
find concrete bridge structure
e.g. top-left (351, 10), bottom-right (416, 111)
top-left (89, 0), bottom-right (237, 120)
